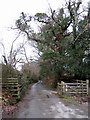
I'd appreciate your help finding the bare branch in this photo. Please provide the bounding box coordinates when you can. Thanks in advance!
[24,31,43,43]
[73,24,88,45]
[2,55,8,65]
[0,42,6,56]
[23,46,29,63]
[9,31,21,63]
[34,17,49,24]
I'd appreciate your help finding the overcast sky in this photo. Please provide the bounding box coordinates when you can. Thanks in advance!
[0,0,89,67]
[0,0,64,61]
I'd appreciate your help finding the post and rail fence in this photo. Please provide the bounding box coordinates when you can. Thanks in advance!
[57,80,89,96]
[0,78,22,99]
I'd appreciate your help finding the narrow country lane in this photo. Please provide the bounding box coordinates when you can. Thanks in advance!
[3,82,88,119]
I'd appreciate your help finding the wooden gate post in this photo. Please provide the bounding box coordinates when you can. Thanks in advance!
[86,79,89,95]
[81,81,83,96]
[57,83,60,95]
[61,81,65,95]
[61,81,63,95]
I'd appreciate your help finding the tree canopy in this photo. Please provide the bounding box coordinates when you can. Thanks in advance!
[15,0,90,87]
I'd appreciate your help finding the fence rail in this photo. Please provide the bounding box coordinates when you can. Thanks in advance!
[57,80,89,96]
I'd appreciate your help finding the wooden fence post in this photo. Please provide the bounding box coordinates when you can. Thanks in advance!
[57,83,60,95]
[81,81,83,96]
[86,79,89,95]
[17,88,20,99]
[61,81,64,95]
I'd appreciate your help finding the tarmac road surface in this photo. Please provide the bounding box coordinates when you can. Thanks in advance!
[4,82,89,119]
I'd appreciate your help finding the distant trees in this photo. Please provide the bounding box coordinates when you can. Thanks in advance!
[21,62,40,82]
[15,0,90,87]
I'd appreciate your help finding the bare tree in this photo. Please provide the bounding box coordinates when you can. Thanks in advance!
[0,33,31,69]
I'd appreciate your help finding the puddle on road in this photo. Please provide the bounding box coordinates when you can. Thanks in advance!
[37,92,42,96]
[24,111,29,117]
[50,101,88,118]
